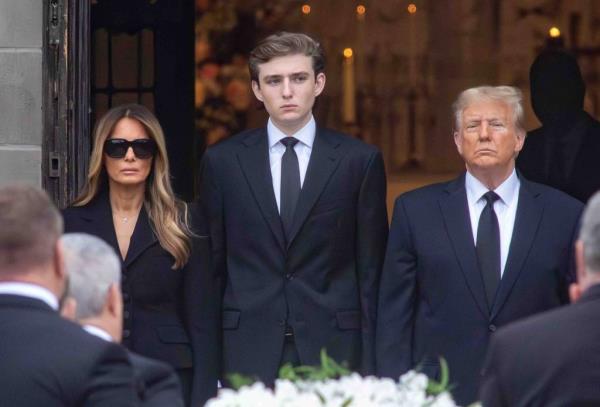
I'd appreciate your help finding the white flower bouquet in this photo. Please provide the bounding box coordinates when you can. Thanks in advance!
[206,351,461,407]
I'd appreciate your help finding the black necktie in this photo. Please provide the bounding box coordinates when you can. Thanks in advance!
[280,137,300,240]
[476,191,501,310]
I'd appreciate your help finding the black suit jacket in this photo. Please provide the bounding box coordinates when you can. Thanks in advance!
[0,294,137,406]
[129,352,184,407]
[480,284,600,406]
[200,127,388,382]
[376,173,583,405]
[63,194,219,406]
[517,111,600,202]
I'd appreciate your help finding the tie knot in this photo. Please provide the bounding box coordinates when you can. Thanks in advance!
[281,137,299,149]
[482,191,500,206]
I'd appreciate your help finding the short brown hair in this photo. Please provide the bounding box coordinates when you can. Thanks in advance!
[0,184,63,273]
[248,31,326,83]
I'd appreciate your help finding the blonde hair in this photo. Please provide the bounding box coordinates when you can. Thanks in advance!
[73,104,191,269]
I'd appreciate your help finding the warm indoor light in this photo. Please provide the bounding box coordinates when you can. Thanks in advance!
[301,4,311,15]
[407,3,417,14]
[356,5,366,15]
[343,48,354,58]
[549,26,561,38]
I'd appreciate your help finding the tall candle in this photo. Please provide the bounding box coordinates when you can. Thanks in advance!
[342,48,356,124]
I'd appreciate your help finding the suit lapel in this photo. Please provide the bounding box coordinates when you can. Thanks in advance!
[78,192,121,256]
[124,207,158,267]
[236,129,286,252]
[439,174,489,319]
[491,178,543,319]
[286,128,342,249]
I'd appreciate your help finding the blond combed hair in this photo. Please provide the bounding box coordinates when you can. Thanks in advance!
[73,104,192,269]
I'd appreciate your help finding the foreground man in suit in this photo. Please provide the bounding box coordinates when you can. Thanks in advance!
[60,233,184,407]
[376,86,583,405]
[517,49,600,202]
[0,185,138,406]
[200,32,388,383]
[480,192,600,406]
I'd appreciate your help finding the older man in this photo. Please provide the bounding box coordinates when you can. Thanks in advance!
[60,233,184,407]
[480,192,600,406]
[376,86,583,405]
[0,185,137,406]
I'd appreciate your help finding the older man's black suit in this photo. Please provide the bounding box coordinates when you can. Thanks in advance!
[200,127,388,383]
[128,352,183,407]
[480,283,600,406]
[0,294,137,406]
[376,173,582,405]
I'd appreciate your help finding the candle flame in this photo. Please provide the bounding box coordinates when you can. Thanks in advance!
[407,4,417,14]
[301,4,311,15]
[343,48,354,58]
[356,5,366,15]
[549,27,561,38]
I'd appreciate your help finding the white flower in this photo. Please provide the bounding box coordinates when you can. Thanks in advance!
[206,370,461,407]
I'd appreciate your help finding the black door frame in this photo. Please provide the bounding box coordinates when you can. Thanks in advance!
[43,0,91,208]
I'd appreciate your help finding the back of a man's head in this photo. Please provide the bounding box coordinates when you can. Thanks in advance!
[0,185,62,276]
[61,233,121,320]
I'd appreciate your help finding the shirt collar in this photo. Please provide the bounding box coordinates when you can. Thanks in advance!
[0,282,59,310]
[465,169,520,207]
[83,324,115,342]
[267,116,316,149]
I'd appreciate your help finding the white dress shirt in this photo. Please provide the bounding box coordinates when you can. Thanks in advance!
[466,169,520,277]
[0,281,59,310]
[268,116,315,212]
[83,324,115,342]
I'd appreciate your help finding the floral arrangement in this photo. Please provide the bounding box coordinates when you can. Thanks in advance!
[206,351,460,407]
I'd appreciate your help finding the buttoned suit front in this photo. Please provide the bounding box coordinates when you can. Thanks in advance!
[200,127,388,383]
[376,173,583,405]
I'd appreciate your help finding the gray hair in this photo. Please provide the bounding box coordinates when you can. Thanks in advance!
[0,184,63,273]
[452,86,526,135]
[61,233,121,319]
[580,192,600,273]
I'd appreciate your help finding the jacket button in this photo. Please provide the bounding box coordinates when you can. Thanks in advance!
[488,324,497,332]
[123,329,131,338]
[285,273,294,280]
[278,319,286,326]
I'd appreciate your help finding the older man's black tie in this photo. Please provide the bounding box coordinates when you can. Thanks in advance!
[477,191,501,311]
[280,137,300,241]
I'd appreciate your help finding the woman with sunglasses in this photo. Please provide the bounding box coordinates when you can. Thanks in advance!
[62,104,218,406]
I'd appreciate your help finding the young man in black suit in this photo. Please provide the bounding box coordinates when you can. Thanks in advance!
[60,233,184,407]
[200,32,388,384]
[480,192,600,406]
[0,185,138,406]
[377,86,583,405]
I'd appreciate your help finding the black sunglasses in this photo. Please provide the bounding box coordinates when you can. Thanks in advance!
[104,138,157,159]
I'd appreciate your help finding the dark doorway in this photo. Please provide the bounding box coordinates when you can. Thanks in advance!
[91,0,196,201]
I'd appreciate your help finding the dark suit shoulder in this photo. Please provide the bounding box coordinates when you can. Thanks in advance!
[319,127,380,155]
[128,351,183,407]
[523,177,585,209]
[205,128,261,154]
[393,178,455,205]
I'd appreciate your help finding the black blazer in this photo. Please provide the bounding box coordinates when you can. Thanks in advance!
[376,173,583,405]
[0,294,137,406]
[517,111,600,202]
[129,351,184,407]
[63,194,219,406]
[200,127,388,382]
[480,284,600,406]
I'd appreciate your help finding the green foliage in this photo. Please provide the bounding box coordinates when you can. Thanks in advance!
[278,349,351,382]
[425,357,452,396]
[226,373,255,390]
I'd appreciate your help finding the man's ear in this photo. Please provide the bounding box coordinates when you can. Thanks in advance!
[314,72,326,97]
[106,283,123,318]
[251,80,264,102]
[60,297,77,320]
[453,131,463,154]
[53,240,68,296]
